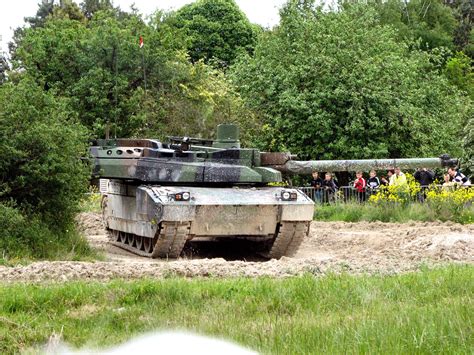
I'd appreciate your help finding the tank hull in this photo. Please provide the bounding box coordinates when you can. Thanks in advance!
[103,180,314,258]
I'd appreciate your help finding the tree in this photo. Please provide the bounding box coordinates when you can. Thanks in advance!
[11,9,256,140]
[80,0,114,19]
[24,0,55,28]
[51,0,86,22]
[231,1,471,163]
[449,0,474,57]
[361,0,458,50]
[444,51,474,99]
[170,0,258,67]
[0,55,8,84]
[463,113,474,172]
[0,77,89,225]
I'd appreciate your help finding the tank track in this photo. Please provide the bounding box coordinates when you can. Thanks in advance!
[109,221,191,258]
[267,221,310,259]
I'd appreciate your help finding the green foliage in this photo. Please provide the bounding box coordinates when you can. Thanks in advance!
[170,0,258,67]
[231,2,470,160]
[315,197,474,224]
[464,114,474,171]
[0,267,472,353]
[12,9,255,139]
[444,51,474,99]
[0,203,95,260]
[79,189,102,213]
[0,77,92,258]
[80,0,115,19]
[24,0,55,28]
[0,55,8,84]
[361,0,458,50]
[450,0,474,57]
[50,0,86,22]
[0,77,89,223]
[442,52,473,171]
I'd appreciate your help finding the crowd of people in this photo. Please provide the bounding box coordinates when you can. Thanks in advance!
[309,167,472,204]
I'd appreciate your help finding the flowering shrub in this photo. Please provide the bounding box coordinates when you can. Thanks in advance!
[426,186,474,224]
[369,173,420,205]
[368,174,473,223]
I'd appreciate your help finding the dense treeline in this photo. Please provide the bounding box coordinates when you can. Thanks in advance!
[231,1,471,161]
[0,0,472,258]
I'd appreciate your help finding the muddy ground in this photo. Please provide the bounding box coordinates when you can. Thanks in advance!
[0,212,472,281]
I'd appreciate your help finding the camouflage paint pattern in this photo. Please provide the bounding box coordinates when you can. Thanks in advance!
[92,124,458,258]
[91,136,456,184]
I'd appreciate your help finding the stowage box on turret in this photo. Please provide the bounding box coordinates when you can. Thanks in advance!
[90,124,457,258]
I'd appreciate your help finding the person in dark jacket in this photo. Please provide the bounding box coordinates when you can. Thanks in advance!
[321,173,337,204]
[414,168,435,202]
[367,170,380,197]
[414,168,435,187]
[310,171,323,203]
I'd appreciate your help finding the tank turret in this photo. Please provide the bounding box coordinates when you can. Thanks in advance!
[90,124,457,260]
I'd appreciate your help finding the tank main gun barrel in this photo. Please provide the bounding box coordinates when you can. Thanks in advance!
[261,153,458,174]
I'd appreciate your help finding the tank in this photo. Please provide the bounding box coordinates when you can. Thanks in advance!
[90,124,457,259]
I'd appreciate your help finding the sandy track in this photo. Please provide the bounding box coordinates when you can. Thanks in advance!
[0,213,472,282]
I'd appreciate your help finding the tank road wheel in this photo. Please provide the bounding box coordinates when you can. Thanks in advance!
[120,231,127,244]
[110,230,120,242]
[135,235,143,251]
[267,221,310,259]
[151,221,191,259]
[143,237,153,254]
[127,233,134,247]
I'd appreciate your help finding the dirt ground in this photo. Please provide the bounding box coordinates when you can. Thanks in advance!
[0,212,472,281]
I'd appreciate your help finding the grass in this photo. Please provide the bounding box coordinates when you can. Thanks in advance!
[79,192,102,213]
[0,265,472,354]
[0,193,104,265]
[315,202,474,224]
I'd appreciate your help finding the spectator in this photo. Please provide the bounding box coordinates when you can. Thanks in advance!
[389,167,407,186]
[383,169,394,186]
[414,168,435,187]
[321,172,337,204]
[414,168,435,202]
[353,171,366,203]
[367,170,381,190]
[448,167,471,187]
[442,173,455,190]
[310,171,323,203]
[380,175,389,186]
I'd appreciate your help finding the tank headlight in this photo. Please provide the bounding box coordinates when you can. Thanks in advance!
[173,192,191,201]
[281,190,297,201]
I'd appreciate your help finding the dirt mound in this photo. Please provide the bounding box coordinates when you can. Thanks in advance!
[1,215,472,282]
[76,212,105,236]
[301,221,474,271]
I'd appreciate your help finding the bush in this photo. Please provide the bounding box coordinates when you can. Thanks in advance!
[0,77,92,259]
[315,188,474,224]
[426,187,474,224]
[0,203,95,260]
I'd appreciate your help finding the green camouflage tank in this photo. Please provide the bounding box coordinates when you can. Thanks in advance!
[90,124,457,259]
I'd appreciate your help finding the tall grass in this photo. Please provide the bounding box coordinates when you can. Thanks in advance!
[0,203,100,264]
[0,266,472,354]
[315,202,474,224]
